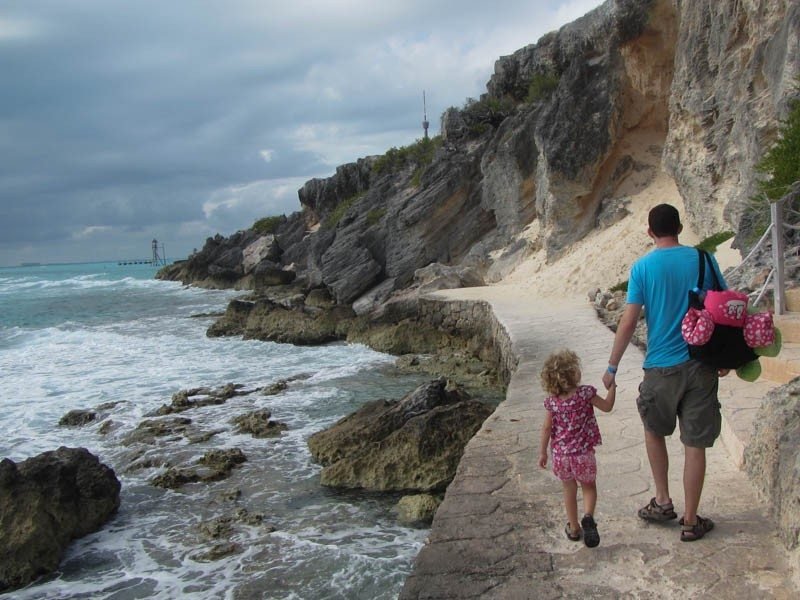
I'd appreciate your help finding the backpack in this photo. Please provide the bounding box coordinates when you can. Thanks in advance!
[684,249,758,369]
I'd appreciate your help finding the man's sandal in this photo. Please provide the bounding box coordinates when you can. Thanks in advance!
[679,516,714,542]
[564,523,581,542]
[638,497,678,522]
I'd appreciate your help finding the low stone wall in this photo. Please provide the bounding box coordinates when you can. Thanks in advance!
[418,296,517,387]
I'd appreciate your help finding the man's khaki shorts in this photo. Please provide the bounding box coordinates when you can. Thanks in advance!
[636,360,721,448]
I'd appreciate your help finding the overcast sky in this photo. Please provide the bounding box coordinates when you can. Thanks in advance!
[0,0,603,266]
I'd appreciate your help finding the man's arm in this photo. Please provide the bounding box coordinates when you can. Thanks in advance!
[602,302,643,389]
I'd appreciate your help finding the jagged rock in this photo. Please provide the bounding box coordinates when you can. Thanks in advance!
[413,263,485,294]
[242,235,280,275]
[198,509,273,541]
[121,416,194,446]
[744,380,800,552]
[207,297,355,345]
[0,447,121,593]
[151,448,247,489]
[252,261,296,288]
[58,409,97,427]
[149,383,252,416]
[305,287,335,308]
[396,494,441,525]
[98,419,116,435]
[261,380,288,396]
[156,230,262,289]
[307,378,493,492]
[231,409,288,438]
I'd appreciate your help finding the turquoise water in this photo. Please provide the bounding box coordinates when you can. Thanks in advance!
[0,262,430,599]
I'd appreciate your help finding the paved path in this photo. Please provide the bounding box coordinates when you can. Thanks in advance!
[401,287,797,599]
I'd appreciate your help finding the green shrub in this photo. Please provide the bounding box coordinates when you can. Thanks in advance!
[745,89,800,241]
[695,231,735,254]
[373,136,442,175]
[525,73,560,103]
[251,215,283,234]
[755,95,800,202]
[610,280,628,293]
[461,96,515,135]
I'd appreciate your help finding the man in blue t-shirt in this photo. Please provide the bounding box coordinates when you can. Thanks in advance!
[602,203,728,542]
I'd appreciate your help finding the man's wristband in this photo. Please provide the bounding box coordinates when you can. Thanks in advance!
[606,365,618,375]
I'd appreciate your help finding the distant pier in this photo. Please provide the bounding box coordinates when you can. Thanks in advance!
[117,259,159,266]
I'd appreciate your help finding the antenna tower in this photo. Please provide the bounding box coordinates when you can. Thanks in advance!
[422,90,430,140]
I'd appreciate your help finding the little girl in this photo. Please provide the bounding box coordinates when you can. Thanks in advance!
[538,349,616,547]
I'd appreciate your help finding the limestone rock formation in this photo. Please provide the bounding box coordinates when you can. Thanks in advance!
[307,378,493,492]
[744,379,800,554]
[0,447,121,593]
[158,1,798,325]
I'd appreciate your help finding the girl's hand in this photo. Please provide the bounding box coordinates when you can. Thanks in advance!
[538,453,548,469]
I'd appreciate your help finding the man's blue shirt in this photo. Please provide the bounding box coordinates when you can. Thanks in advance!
[627,245,727,368]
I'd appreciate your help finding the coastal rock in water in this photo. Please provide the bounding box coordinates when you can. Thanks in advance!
[231,409,288,438]
[307,378,493,492]
[121,416,194,445]
[207,297,355,345]
[150,383,253,416]
[0,447,121,593]
[58,409,97,427]
[151,448,247,489]
[396,494,442,525]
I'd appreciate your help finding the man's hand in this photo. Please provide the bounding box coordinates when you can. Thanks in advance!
[602,370,616,390]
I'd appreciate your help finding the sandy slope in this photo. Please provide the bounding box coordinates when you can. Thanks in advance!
[498,135,739,298]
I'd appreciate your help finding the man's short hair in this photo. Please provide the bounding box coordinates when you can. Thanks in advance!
[648,204,681,237]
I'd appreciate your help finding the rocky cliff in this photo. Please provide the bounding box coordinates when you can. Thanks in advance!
[158,0,799,313]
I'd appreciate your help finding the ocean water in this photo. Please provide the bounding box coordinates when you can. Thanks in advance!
[0,262,433,599]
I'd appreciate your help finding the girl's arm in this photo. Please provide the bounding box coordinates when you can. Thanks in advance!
[538,411,553,468]
[591,383,617,413]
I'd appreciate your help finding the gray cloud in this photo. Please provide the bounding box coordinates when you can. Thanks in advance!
[0,0,603,265]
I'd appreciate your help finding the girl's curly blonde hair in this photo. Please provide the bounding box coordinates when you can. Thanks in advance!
[540,349,581,396]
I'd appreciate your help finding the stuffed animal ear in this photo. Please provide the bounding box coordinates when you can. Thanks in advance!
[736,359,762,382]
[681,308,715,345]
[754,327,782,357]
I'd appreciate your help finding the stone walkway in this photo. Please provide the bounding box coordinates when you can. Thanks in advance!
[400,287,798,599]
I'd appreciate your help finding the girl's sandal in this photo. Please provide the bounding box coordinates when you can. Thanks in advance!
[564,524,581,542]
[679,515,714,542]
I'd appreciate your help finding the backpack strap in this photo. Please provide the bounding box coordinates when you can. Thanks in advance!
[696,248,705,290]
[697,248,722,292]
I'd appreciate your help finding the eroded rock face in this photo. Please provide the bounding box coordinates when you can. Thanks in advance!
[664,0,800,244]
[744,379,800,552]
[0,447,121,593]
[307,378,493,492]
